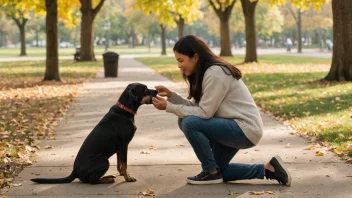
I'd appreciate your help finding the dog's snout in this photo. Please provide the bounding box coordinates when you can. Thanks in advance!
[146,89,158,97]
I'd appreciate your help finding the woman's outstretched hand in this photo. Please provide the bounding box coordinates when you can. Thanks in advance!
[152,96,167,110]
[155,85,172,98]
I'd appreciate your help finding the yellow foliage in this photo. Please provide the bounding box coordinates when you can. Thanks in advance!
[267,0,329,10]
[134,0,203,27]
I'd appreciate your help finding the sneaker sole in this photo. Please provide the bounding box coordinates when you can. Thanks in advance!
[274,155,292,186]
[186,178,223,185]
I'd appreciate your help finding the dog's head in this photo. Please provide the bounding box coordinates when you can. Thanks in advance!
[126,83,158,105]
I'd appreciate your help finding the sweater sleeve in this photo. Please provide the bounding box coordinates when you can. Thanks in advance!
[166,68,230,119]
[167,91,196,106]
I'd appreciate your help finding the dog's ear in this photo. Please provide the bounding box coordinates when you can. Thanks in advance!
[128,88,138,103]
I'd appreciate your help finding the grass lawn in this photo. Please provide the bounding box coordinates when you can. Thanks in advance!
[0,60,101,189]
[0,45,174,58]
[136,55,352,158]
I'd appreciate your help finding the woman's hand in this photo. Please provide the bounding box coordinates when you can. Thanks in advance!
[155,85,172,98]
[152,96,167,110]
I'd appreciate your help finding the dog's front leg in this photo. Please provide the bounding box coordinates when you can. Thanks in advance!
[116,152,123,176]
[119,145,136,182]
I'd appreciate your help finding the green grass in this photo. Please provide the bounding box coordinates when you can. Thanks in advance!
[0,45,174,58]
[0,60,102,90]
[136,55,352,157]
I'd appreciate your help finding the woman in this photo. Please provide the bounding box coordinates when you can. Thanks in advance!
[152,35,291,186]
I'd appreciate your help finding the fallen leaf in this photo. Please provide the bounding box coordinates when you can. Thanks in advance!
[264,190,275,194]
[178,168,183,171]
[48,136,56,140]
[250,191,265,195]
[140,188,156,196]
[229,191,237,195]
[315,151,324,156]
[12,183,22,187]
[149,146,157,150]
[176,144,185,147]
[44,145,54,149]
[304,145,316,150]
[285,143,292,148]
[255,149,260,151]
[140,151,150,154]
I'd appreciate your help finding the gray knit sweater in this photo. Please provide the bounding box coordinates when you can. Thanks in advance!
[166,65,263,145]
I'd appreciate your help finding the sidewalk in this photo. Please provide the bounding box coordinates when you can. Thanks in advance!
[4,58,351,197]
[0,48,331,62]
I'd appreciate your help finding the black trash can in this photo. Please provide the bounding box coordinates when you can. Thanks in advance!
[102,52,119,77]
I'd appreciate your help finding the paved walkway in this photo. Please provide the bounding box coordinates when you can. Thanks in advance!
[5,58,351,197]
[0,48,331,62]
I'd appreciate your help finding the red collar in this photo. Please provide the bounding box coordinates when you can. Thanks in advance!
[116,102,136,115]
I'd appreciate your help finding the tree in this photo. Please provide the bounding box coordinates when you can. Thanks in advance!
[207,0,237,56]
[79,0,106,61]
[44,0,60,81]
[27,16,45,47]
[241,0,258,62]
[272,0,351,81]
[324,0,352,81]
[0,0,36,55]
[135,0,203,50]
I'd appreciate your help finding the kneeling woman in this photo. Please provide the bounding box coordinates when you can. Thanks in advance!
[152,35,291,186]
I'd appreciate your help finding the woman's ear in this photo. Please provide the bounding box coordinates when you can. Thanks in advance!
[193,53,199,62]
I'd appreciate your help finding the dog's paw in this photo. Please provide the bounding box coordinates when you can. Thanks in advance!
[98,177,115,184]
[126,176,137,182]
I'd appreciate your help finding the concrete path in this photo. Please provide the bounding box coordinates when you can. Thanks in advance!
[0,48,331,62]
[4,58,351,198]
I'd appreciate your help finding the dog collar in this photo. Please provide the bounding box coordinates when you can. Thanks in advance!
[116,102,136,115]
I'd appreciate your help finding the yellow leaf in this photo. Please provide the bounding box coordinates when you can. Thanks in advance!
[176,144,185,147]
[315,151,324,156]
[304,145,316,150]
[140,188,156,196]
[250,191,265,195]
[265,190,275,194]
[229,191,237,195]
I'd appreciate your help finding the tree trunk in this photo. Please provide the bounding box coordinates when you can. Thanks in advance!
[160,24,167,55]
[297,9,302,53]
[35,31,39,47]
[324,0,352,81]
[79,0,106,61]
[176,17,185,40]
[43,0,60,81]
[80,10,96,60]
[13,18,28,56]
[219,19,232,56]
[208,0,236,56]
[241,0,258,62]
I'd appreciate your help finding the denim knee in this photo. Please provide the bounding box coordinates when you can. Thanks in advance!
[180,115,200,134]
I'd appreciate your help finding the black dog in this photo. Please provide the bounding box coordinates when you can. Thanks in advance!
[31,83,158,184]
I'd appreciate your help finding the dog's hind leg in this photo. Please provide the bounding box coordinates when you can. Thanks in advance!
[85,155,114,184]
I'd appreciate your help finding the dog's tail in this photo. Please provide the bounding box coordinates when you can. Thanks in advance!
[31,170,77,184]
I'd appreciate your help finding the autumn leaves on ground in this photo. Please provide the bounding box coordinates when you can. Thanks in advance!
[0,60,101,189]
[137,55,352,159]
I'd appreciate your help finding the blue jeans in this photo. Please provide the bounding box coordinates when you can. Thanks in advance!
[178,115,264,182]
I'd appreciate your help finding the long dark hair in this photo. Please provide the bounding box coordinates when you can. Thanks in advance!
[173,35,242,103]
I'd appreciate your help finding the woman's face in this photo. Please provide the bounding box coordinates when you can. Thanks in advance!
[174,51,198,76]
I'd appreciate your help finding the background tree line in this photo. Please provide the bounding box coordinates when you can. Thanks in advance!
[0,0,350,81]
